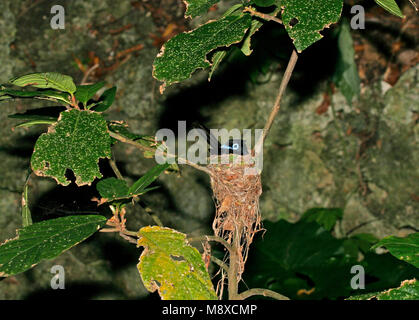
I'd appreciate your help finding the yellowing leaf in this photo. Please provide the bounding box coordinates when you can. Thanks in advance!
[137,226,218,300]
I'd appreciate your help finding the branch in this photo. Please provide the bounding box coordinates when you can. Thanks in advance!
[108,131,212,175]
[187,235,233,253]
[211,256,228,273]
[255,50,298,150]
[243,7,283,24]
[236,288,290,300]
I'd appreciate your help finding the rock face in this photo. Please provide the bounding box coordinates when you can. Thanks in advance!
[0,0,417,299]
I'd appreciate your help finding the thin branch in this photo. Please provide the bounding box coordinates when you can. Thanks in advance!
[211,256,228,273]
[188,235,233,253]
[243,7,283,24]
[228,227,241,300]
[255,50,298,150]
[236,288,290,300]
[108,158,124,180]
[81,63,99,85]
[109,131,212,175]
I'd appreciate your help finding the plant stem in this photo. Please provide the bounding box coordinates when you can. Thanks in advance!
[243,7,283,24]
[108,131,212,175]
[211,256,228,273]
[188,235,233,253]
[236,288,290,300]
[109,158,124,180]
[255,50,299,151]
[228,227,241,300]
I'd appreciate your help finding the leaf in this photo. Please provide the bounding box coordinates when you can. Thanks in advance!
[372,232,419,268]
[244,219,356,299]
[183,0,220,18]
[8,106,65,122]
[348,279,419,300]
[128,163,170,195]
[0,215,107,277]
[21,184,32,227]
[15,119,57,128]
[153,14,252,90]
[96,177,130,202]
[10,72,77,95]
[74,81,105,106]
[31,109,112,186]
[91,87,117,112]
[208,50,227,80]
[281,0,344,52]
[252,0,277,7]
[375,0,404,18]
[137,226,218,300]
[0,88,71,105]
[241,19,264,56]
[300,208,343,231]
[332,20,360,104]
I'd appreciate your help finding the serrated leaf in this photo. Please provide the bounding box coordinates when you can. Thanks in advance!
[375,0,404,18]
[184,0,220,18]
[0,215,107,277]
[128,163,170,195]
[137,226,218,300]
[74,81,105,106]
[10,72,77,94]
[0,88,71,105]
[348,279,419,300]
[282,0,343,52]
[31,109,112,186]
[153,14,252,90]
[333,20,360,104]
[301,208,343,231]
[91,87,117,112]
[372,232,419,268]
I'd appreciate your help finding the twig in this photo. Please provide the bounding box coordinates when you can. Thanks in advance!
[211,256,229,273]
[236,288,290,300]
[227,226,241,300]
[243,7,283,24]
[255,50,298,150]
[187,235,233,253]
[109,158,124,180]
[81,64,99,85]
[109,131,212,175]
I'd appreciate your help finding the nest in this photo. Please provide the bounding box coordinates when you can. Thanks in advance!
[208,155,263,281]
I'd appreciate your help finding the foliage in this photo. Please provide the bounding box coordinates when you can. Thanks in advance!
[137,226,218,300]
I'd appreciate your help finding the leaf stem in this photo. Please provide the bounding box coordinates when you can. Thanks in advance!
[108,131,212,175]
[243,7,283,24]
[236,288,290,300]
[187,235,233,253]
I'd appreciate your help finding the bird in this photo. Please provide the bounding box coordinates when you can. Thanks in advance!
[192,122,249,156]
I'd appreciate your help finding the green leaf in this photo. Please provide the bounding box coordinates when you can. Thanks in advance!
[10,72,77,95]
[333,20,360,104]
[96,177,130,202]
[375,0,404,18]
[372,232,419,268]
[128,163,170,195]
[252,0,277,7]
[0,215,107,277]
[15,119,57,128]
[21,184,32,227]
[241,19,264,56]
[153,14,252,90]
[74,81,105,106]
[348,279,419,300]
[208,50,227,80]
[8,106,65,122]
[282,0,344,52]
[301,208,343,231]
[137,226,218,300]
[91,87,117,112]
[31,109,112,186]
[0,88,71,105]
[184,0,220,18]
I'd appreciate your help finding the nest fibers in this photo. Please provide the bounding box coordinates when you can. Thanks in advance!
[208,154,263,282]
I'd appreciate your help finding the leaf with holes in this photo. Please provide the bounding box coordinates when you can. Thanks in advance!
[348,279,419,300]
[372,232,419,268]
[10,72,77,94]
[0,215,107,277]
[281,0,343,52]
[137,226,218,300]
[183,0,220,18]
[153,14,251,91]
[31,109,112,186]
[375,0,404,18]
